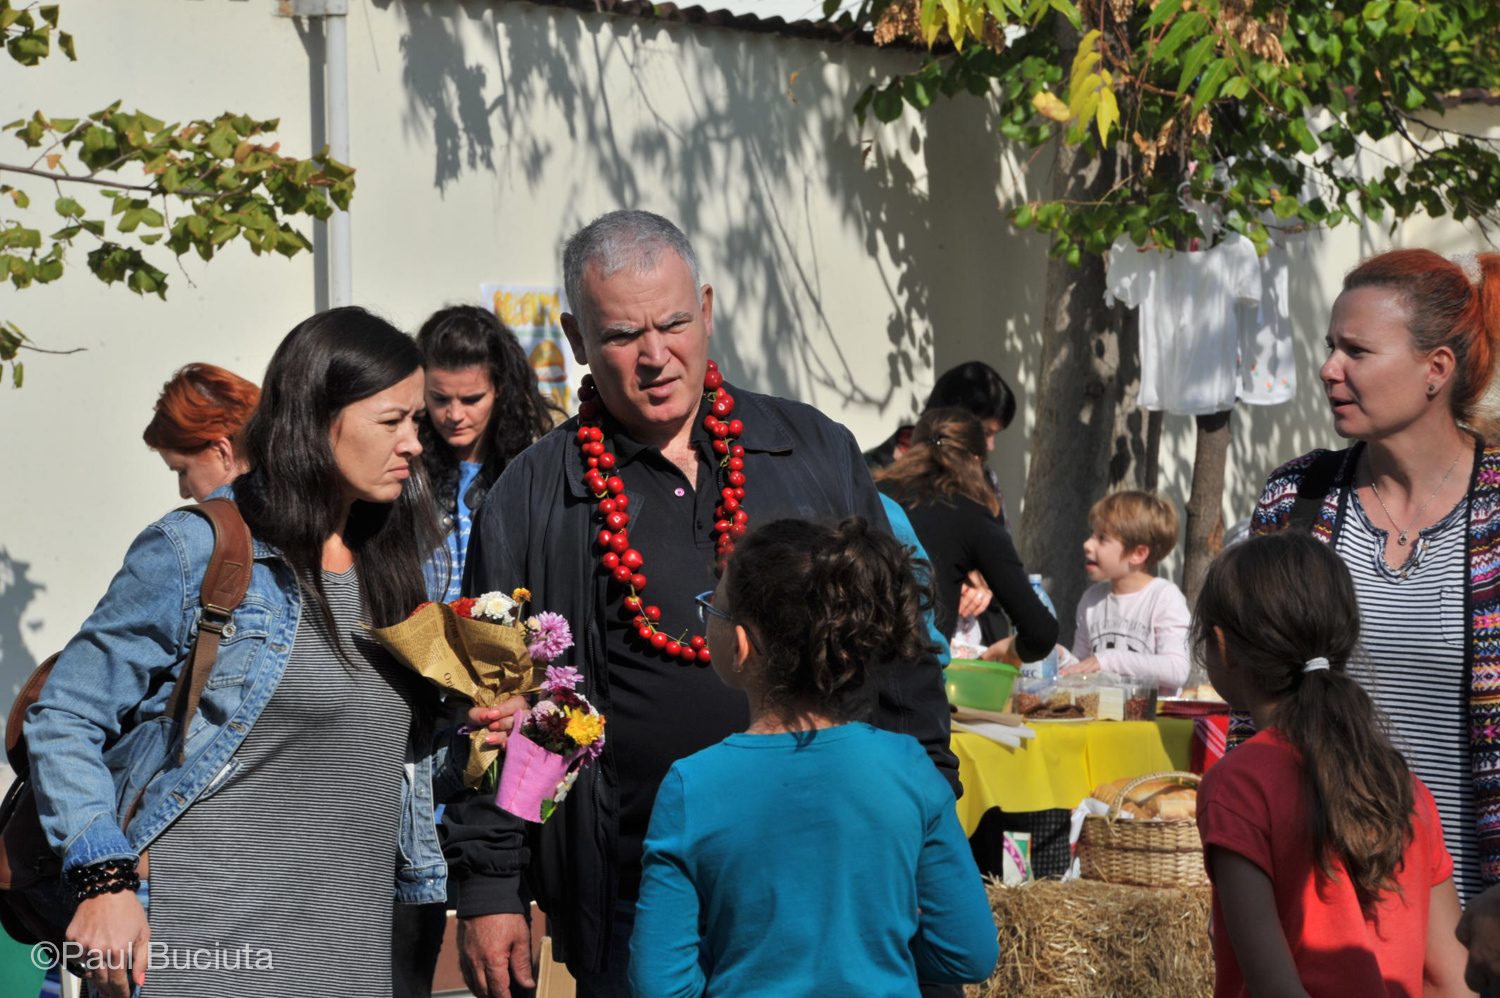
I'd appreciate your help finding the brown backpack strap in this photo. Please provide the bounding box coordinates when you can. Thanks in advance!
[6,502,251,777]
[162,498,253,762]
[5,655,58,779]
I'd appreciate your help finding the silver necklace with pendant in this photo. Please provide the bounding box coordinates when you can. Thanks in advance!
[1366,450,1463,547]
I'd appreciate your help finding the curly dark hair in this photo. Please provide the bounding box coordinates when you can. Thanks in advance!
[416,304,561,492]
[725,516,935,727]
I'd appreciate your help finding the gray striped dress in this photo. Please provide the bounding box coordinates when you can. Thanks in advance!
[143,568,417,997]
[1335,492,1481,902]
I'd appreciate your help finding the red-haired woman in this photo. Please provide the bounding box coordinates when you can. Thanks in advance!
[1250,249,1500,905]
[142,362,260,501]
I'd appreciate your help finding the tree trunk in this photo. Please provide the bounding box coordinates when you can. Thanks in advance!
[1182,409,1232,606]
[1017,36,1149,643]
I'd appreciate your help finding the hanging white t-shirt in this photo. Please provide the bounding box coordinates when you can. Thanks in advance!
[1105,234,1262,416]
[1236,239,1296,406]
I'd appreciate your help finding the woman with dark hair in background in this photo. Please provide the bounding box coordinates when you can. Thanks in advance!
[875,407,1055,659]
[142,362,259,502]
[417,305,560,600]
[27,307,520,998]
[866,360,1016,511]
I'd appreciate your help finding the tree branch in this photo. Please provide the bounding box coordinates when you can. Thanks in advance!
[0,161,156,192]
[18,341,84,356]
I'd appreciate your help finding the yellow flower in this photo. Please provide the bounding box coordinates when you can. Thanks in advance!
[564,709,604,748]
[512,587,532,603]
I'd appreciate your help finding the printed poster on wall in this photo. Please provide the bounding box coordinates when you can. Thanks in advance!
[481,283,581,415]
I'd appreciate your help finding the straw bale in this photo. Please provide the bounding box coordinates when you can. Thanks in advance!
[967,878,1212,998]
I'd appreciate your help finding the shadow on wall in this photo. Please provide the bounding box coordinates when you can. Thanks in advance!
[0,550,43,743]
[370,0,1032,426]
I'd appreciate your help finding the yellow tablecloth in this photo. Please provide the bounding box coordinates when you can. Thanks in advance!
[1154,716,1195,772]
[953,720,1174,836]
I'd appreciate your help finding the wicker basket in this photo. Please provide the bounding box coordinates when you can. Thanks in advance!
[1078,770,1207,888]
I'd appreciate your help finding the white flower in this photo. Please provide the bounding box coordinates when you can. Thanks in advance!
[471,591,518,623]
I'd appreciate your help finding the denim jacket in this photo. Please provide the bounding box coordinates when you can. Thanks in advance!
[25,494,467,904]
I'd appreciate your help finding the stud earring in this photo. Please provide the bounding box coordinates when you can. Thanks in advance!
[1427,383,1438,397]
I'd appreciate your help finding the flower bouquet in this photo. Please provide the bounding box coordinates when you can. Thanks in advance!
[496,665,607,822]
[372,588,575,789]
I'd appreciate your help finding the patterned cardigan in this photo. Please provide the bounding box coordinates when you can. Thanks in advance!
[1248,437,1500,885]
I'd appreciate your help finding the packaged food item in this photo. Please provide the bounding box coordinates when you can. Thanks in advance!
[1017,677,1104,719]
[1011,679,1047,717]
[1056,676,1100,719]
[1123,684,1158,721]
[1094,684,1125,721]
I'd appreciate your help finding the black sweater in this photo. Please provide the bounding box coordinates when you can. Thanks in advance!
[887,491,1058,661]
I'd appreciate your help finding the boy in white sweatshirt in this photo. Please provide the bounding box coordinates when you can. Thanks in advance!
[1057,490,1190,694]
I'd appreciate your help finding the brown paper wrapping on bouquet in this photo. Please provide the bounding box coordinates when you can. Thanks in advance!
[372,602,543,788]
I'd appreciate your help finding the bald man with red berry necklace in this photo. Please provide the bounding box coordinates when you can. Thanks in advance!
[440,210,959,998]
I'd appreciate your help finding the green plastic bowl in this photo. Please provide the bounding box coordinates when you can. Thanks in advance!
[944,659,1020,712]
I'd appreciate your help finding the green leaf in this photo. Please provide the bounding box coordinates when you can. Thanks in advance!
[1155,11,1204,63]
[54,196,83,218]
[1288,117,1319,154]
[1143,0,1178,34]
[1190,58,1231,115]
[1048,0,1080,31]
[1221,76,1250,101]
[872,86,904,122]
[1177,35,1217,93]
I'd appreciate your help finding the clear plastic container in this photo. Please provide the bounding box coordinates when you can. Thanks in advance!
[1123,683,1158,721]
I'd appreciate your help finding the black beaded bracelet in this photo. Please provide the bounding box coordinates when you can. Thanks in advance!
[65,859,140,904]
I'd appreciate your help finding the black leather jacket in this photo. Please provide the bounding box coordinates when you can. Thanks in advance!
[441,385,959,975]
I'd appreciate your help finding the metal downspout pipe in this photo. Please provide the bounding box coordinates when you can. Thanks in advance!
[280,0,352,307]
[325,8,352,307]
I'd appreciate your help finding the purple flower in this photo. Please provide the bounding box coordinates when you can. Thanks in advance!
[543,664,583,692]
[528,613,575,665]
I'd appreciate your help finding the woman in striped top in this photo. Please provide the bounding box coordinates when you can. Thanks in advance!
[1250,248,1500,905]
[29,309,524,998]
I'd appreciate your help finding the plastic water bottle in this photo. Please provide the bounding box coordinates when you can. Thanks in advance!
[1020,574,1058,683]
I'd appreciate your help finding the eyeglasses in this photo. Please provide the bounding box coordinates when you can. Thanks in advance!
[694,590,733,627]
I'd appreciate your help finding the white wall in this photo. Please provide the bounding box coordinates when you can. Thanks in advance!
[0,0,1024,707]
[1,0,1495,717]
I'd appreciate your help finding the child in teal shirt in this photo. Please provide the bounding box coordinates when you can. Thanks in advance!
[629,517,998,997]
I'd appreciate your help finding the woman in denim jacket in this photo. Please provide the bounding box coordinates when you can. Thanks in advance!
[26,308,522,998]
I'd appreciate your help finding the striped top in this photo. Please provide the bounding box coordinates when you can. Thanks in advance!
[1336,491,1481,901]
[144,568,415,997]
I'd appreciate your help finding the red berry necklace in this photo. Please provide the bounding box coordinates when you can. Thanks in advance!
[574,360,748,663]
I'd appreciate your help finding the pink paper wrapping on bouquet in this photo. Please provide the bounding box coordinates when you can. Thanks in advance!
[496,730,578,822]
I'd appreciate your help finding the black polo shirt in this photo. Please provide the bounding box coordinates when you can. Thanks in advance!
[600,402,749,900]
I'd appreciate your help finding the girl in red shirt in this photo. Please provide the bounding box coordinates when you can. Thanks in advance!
[1194,531,1471,997]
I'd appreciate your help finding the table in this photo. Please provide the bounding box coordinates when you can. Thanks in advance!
[952,720,1174,837]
